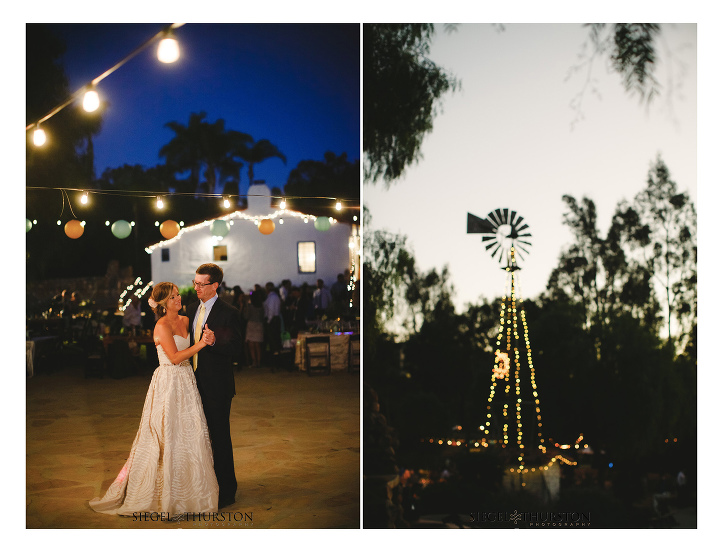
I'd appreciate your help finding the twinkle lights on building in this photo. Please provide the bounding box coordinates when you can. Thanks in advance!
[144,207,330,254]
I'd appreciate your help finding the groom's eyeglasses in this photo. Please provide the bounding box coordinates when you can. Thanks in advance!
[192,280,216,288]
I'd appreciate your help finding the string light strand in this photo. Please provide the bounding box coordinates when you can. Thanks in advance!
[26,24,185,131]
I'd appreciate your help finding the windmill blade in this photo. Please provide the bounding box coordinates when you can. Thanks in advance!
[486,210,502,228]
[467,213,496,234]
[468,208,532,264]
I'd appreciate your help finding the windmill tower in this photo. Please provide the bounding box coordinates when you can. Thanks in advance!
[467,209,550,487]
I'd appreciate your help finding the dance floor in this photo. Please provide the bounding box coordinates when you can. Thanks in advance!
[26,364,360,529]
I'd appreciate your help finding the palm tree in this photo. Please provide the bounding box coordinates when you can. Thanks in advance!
[160,112,252,195]
[239,139,287,190]
[159,111,207,194]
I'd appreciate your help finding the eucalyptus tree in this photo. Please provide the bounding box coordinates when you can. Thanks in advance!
[547,195,661,335]
[363,23,459,184]
[626,156,696,348]
[365,23,677,187]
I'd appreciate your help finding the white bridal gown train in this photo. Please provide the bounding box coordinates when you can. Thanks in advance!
[89,334,219,517]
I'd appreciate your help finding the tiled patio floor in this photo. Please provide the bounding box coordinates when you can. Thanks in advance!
[26,364,360,529]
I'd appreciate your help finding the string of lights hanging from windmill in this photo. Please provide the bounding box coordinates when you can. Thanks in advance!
[467,208,565,487]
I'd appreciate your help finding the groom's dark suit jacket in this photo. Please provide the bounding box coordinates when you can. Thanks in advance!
[186,296,242,503]
[186,297,242,401]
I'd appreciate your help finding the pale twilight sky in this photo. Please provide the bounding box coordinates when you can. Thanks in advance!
[364,23,697,309]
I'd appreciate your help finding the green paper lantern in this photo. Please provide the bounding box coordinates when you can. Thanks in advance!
[112,220,132,239]
[26,219,32,232]
[314,216,330,231]
[211,220,230,237]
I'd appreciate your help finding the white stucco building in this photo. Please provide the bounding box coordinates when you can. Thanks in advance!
[146,184,359,291]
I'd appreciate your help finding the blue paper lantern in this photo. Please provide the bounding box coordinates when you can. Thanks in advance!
[112,220,132,239]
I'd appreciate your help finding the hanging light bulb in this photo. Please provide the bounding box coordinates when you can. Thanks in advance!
[157,34,180,64]
[156,196,164,209]
[80,191,89,205]
[223,197,231,209]
[280,198,286,209]
[335,200,342,211]
[33,126,47,146]
[83,89,100,112]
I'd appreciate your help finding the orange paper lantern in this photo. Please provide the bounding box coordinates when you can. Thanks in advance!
[258,218,275,235]
[64,219,84,239]
[160,220,180,239]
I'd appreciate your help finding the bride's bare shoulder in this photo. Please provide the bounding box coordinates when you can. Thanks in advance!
[154,317,171,344]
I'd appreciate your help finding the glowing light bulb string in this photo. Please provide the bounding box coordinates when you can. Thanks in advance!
[26,23,185,131]
[27,186,358,207]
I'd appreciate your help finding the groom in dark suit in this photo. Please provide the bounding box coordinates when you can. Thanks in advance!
[187,263,242,508]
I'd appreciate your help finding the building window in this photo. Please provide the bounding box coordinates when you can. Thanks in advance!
[213,245,228,261]
[161,248,170,262]
[298,241,316,273]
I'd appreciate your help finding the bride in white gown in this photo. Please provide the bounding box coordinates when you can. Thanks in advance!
[89,282,219,517]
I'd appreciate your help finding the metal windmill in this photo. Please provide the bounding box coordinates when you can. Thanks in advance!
[467,208,550,485]
[467,208,532,270]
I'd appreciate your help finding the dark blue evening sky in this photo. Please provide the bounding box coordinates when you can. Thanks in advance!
[44,23,360,195]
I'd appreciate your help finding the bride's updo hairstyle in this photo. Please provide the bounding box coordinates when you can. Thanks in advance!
[149,282,176,318]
